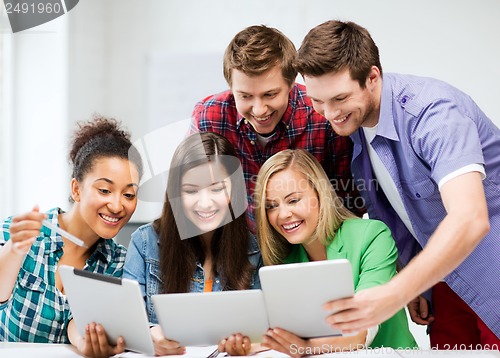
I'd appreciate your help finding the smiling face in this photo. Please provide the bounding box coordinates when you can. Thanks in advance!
[181,162,232,237]
[304,67,381,137]
[72,157,140,240]
[231,65,293,135]
[265,168,320,246]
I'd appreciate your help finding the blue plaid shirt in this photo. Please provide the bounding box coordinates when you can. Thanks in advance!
[0,207,127,343]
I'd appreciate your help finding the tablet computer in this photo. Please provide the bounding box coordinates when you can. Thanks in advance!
[58,265,155,356]
[152,290,269,346]
[259,259,354,339]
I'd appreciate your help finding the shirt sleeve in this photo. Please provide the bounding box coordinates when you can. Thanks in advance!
[355,220,398,292]
[190,99,213,134]
[412,100,485,185]
[1,216,13,246]
[122,229,148,302]
[438,163,485,190]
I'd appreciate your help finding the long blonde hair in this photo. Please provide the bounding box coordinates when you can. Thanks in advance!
[254,149,355,265]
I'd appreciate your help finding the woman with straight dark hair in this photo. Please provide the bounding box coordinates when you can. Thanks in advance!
[123,132,261,356]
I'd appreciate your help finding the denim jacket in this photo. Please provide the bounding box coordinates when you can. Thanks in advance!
[122,223,262,324]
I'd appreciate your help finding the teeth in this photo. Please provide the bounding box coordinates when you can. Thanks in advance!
[253,115,270,121]
[333,115,348,124]
[101,214,119,222]
[283,222,301,230]
[196,211,217,218]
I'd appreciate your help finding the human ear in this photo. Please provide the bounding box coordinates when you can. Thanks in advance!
[367,66,381,86]
[71,178,81,203]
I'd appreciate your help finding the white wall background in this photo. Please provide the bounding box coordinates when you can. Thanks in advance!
[2,0,500,346]
[1,6,68,220]
[3,0,499,220]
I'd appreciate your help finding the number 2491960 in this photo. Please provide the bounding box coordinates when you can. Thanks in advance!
[433,343,499,350]
[5,2,62,14]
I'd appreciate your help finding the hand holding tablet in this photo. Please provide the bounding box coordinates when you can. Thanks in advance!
[152,259,354,345]
[58,265,155,356]
[59,259,353,350]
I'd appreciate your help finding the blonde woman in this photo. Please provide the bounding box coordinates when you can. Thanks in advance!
[254,149,416,356]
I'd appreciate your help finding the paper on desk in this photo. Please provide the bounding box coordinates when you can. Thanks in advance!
[117,346,500,358]
[118,345,218,357]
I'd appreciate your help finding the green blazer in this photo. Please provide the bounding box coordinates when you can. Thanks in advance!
[284,218,418,349]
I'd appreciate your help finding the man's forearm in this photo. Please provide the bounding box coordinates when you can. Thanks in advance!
[388,210,489,303]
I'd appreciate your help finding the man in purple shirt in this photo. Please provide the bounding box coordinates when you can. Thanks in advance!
[296,20,500,348]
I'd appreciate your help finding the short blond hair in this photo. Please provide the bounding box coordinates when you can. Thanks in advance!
[254,149,355,266]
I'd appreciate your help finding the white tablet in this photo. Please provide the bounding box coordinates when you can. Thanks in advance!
[58,265,155,356]
[259,259,354,339]
[152,290,269,346]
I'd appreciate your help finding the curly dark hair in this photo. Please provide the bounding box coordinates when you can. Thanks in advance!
[69,114,143,201]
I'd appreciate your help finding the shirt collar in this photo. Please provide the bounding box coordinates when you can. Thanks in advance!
[236,112,246,129]
[42,207,64,255]
[282,84,306,130]
[40,207,114,265]
[43,233,63,255]
[89,238,116,265]
[247,235,260,255]
[325,231,347,261]
[376,76,400,142]
[284,224,348,263]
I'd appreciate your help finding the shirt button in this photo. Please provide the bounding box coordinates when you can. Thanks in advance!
[250,140,255,145]
[415,193,421,198]
[401,95,409,104]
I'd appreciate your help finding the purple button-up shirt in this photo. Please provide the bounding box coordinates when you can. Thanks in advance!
[350,73,500,337]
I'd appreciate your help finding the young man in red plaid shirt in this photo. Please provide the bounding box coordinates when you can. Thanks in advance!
[190,25,364,233]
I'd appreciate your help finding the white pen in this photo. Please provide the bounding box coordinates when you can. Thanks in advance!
[42,219,88,248]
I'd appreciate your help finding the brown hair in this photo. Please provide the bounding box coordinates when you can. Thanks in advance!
[155,132,254,293]
[254,149,355,266]
[296,20,382,88]
[223,25,297,87]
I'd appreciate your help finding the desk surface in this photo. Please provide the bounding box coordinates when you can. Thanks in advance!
[0,343,499,357]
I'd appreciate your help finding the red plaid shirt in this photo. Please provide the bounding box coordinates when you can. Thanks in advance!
[191,83,365,231]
